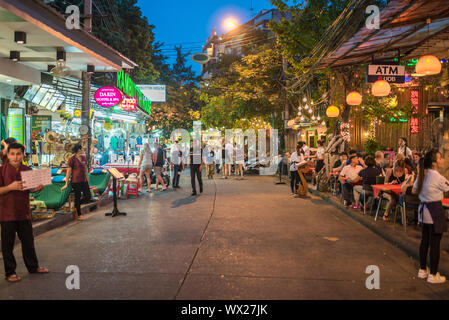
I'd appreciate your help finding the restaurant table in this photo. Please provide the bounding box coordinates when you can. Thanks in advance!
[443,199,449,208]
[372,184,403,199]
[94,164,139,176]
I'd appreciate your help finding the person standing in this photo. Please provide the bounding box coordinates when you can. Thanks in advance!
[234,142,244,180]
[290,144,304,196]
[221,144,227,179]
[398,137,413,161]
[138,143,153,193]
[0,143,48,282]
[225,141,234,179]
[190,142,204,196]
[315,140,325,174]
[171,141,184,189]
[62,144,91,220]
[413,150,449,284]
[1,138,17,164]
[203,145,215,179]
[152,142,167,191]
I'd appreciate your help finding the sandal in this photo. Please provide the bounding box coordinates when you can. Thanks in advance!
[31,267,49,274]
[5,274,22,282]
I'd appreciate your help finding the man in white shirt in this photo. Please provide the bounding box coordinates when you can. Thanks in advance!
[171,141,183,188]
[340,155,363,207]
[302,143,310,158]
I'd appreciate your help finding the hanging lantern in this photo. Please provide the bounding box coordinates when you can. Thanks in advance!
[346,91,362,106]
[326,105,340,118]
[372,80,391,96]
[415,55,442,76]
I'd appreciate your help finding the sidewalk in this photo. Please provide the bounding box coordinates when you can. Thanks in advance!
[308,186,449,277]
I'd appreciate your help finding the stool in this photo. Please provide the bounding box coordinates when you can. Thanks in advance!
[125,180,139,198]
[107,178,121,198]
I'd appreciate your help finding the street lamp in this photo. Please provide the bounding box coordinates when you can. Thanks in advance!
[223,17,238,31]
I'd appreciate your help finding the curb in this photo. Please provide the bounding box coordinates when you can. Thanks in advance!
[309,187,449,276]
[1,197,113,251]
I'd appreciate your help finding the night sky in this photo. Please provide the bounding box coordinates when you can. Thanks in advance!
[136,0,277,75]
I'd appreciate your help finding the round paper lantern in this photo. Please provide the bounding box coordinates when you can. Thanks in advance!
[372,80,391,97]
[326,105,340,118]
[415,55,442,76]
[346,91,362,106]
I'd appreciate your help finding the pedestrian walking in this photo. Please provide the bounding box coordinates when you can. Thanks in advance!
[221,144,227,179]
[138,143,153,193]
[413,149,449,284]
[225,141,234,179]
[171,141,184,189]
[234,142,244,180]
[0,142,49,282]
[61,144,91,220]
[152,142,167,191]
[190,142,204,196]
[289,144,304,195]
[315,140,325,174]
[203,145,215,179]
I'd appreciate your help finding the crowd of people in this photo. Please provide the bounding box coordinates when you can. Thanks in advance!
[288,136,449,284]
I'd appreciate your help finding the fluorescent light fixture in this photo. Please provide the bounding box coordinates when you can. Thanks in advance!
[14,31,26,44]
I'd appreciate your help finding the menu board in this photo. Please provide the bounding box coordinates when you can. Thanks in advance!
[23,85,40,102]
[40,89,54,108]
[31,86,48,105]
[8,108,23,144]
[21,168,52,190]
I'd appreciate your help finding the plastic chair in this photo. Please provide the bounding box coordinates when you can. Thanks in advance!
[107,177,121,198]
[125,179,140,198]
[394,193,420,232]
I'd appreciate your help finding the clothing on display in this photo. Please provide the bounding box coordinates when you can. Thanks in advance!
[104,135,111,149]
[136,136,143,146]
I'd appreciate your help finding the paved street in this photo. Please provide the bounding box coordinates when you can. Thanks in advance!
[1,172,449,300]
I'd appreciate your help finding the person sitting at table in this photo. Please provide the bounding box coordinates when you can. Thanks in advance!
[345,150,366,168]
[382,160,412,221]
[374,151,386,175]
[412,151,421,169]
[332,153,348,173]
[352,156,381,210]
[412,149,449,284]
[340,155,363,207]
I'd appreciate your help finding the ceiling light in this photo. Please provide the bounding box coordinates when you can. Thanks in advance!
[14,31,26,44]
[10,51,20,61]
[57,49,66,62]
[6,79,11,83]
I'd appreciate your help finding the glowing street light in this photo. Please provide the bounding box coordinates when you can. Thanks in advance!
[223,17,238,31]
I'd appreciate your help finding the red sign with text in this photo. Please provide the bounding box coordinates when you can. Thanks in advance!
[410,89,419,134]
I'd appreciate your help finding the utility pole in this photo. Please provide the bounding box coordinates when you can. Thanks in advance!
[81,0,92,165]
[84,0,92,33]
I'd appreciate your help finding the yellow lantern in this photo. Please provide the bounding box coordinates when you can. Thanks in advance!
[372,80,391,97]
[346,91,362,106]
[326,105,340,118]
[415,55,442,76]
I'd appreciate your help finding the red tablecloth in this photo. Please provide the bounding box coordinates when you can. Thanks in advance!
[443,199,449,208]
[372,184,402,199]
[94,164,139,175]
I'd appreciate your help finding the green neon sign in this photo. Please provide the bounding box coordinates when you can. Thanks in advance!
[116,71,152,115]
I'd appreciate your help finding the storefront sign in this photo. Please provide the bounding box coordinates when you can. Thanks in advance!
[8,108,24,144]
[137,85,166,102]
[410,89,419,134]
[32,115,52,140]
[120,97,137,111]
[94,87,122,108]
[367,64,405,83]
[116,71,152,114]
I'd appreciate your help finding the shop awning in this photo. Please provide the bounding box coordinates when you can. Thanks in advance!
[0,0,137,81]
[320,0,449,68]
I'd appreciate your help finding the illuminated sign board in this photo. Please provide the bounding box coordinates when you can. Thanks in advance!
[137,85,166,103]
[94,87,122,108]
[120,97,137,111]
[116,71,152,115]
[367,63,405,83]
[8,108,24,144]
[410,89,419,134]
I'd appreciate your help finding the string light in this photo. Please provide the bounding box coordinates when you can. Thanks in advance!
[303,97,307,102]
[308,109,312,113]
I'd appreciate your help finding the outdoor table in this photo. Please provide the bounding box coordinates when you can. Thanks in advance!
[372,184,402,199]
[96,164,139,176]
[443,199,449,208]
